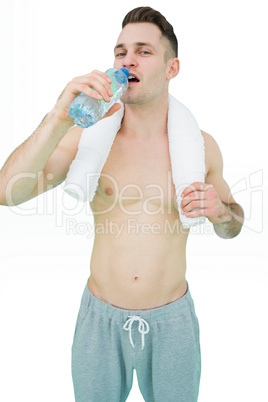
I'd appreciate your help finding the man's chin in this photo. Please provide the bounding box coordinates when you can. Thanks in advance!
[120,92,141,105]
[120,96,135,105]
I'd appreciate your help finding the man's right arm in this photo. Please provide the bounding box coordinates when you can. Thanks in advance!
[0,70,121,206]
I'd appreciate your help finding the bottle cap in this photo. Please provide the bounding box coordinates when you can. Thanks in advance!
[120,68,129,78]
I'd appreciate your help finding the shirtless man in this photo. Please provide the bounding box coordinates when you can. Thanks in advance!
[0,6,244,402]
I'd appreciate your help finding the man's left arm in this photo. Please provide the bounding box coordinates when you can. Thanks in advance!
[180,131,244,239]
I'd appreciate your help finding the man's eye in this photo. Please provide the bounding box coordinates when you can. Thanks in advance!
[140,51,150,55]
[116,53,126,57]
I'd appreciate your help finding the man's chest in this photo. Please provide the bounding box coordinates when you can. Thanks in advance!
[93,134,178,212]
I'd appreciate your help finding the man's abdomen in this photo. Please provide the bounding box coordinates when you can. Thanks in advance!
[88,219,189,309]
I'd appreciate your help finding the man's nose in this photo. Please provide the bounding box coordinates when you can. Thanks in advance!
[123,52,137,68]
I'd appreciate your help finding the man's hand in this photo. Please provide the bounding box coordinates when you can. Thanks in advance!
[53,70,121,124]
[180,182,232,224]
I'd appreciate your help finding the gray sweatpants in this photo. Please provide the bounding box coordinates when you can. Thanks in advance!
[71,279,201,402]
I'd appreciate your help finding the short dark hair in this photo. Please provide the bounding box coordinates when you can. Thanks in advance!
[122,6,178,60]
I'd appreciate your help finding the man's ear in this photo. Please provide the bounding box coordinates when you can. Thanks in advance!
[166,58,180,80]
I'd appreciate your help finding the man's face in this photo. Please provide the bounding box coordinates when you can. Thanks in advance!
[113,22,170,105]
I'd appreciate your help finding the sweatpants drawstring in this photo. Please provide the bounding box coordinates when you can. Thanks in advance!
[123,315,150,350]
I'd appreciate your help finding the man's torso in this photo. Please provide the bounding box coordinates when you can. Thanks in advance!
[87,128,207,309]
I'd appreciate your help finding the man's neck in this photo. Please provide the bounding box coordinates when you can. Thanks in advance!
[120,94,169,140]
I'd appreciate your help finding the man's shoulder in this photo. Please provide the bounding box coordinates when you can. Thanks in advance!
[201,130,222,154]
[201,130,223,177]
[201,129,215,144]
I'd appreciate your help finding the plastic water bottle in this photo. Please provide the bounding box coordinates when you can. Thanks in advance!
[69,68,129,128]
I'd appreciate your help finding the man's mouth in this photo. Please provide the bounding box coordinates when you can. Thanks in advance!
[128,74,140,85]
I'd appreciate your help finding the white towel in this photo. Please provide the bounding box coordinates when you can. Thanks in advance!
[64,94,206,228]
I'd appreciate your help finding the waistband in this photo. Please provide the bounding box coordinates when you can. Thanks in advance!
[79,278,196,324]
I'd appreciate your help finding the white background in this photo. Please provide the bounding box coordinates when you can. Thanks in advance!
[0,0,267,401]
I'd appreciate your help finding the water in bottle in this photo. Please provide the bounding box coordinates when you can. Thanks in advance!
[69,68,129,128]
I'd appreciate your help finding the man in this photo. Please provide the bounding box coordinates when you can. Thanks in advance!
[0,6,244,402]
